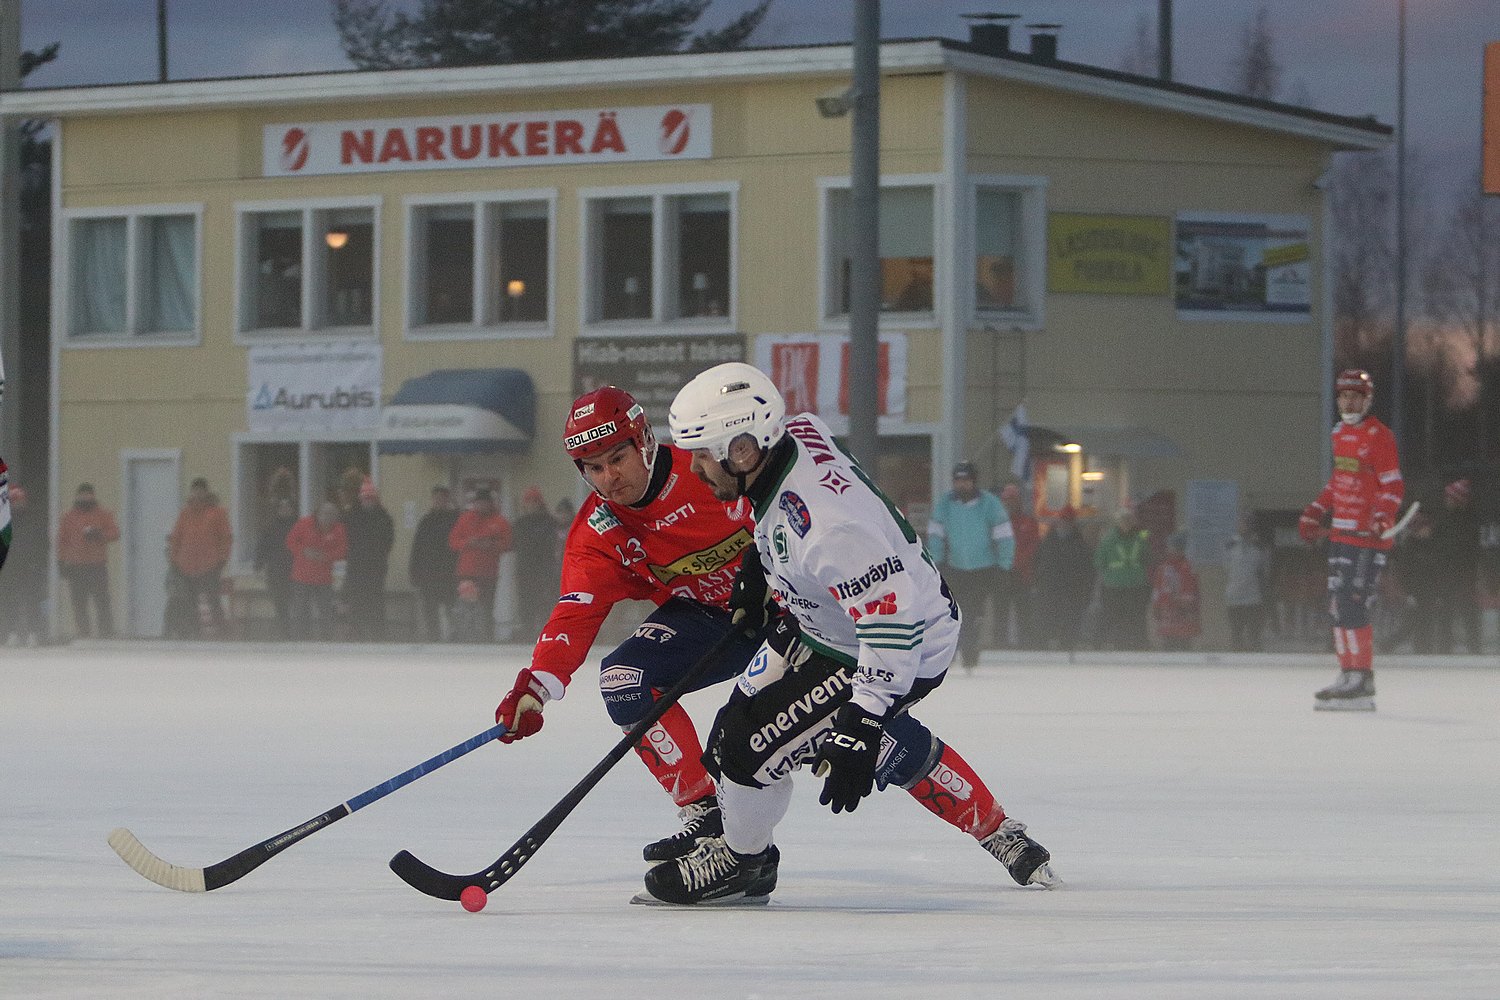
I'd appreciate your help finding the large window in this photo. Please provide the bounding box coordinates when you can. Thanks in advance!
[583,186,735,327]
[239,200,378,336]
[66,208,199,341]
[824,182,936,319]
[409,193,552,335]
[970,177,1047,325]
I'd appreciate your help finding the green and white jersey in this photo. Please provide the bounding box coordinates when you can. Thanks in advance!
[753,414,960,716]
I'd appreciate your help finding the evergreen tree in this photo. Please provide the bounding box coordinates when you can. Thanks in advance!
[1226,4,1281,101]
[331,0,772,70]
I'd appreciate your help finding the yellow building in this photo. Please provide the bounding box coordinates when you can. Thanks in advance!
[1,32,1387,639]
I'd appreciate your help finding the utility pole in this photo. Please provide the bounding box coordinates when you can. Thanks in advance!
[1,0,21,463]
[1157,0,1173,82]
[847,0,880,469]
[157,0,169,82]
[1391,0,1408,451]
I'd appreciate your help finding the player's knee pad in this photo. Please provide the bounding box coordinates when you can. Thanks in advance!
[598,661,653,726]
[874,711,941,791]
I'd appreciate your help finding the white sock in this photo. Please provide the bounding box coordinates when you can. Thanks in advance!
[719,777,793,856]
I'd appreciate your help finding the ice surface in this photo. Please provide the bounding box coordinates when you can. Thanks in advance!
[3,644,1498,999]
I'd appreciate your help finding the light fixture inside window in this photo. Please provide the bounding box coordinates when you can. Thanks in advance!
[325,230,349,250]
[1058,442,1082,453]
[506,279,526,299]
[1081,471,1105,481]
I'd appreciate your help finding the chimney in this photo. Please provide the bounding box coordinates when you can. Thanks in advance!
[963,13,1021,56]
[1027,23,1061,62]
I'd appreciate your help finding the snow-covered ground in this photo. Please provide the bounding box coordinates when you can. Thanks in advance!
[4,643,1498,999]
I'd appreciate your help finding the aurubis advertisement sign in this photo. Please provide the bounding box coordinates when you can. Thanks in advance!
[264,104,711,176]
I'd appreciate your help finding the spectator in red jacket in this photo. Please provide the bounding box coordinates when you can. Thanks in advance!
[57,482,120,638]
[286,500,348,640]
[1151,531,1201,651]
[166,478,233,638]
[448,488,511,641]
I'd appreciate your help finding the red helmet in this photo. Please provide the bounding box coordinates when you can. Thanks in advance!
[1335,368,1373,423]
[563,385,657,471]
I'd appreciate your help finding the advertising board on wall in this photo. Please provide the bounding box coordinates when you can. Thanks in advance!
[264,105,712,177]
[573,334,745,431]
[1047,212,1172,295]
[1175,213,1312,321]
[754,334,908,426]
[248,341,383,432]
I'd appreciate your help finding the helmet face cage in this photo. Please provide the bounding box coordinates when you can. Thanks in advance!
[564,386,657,480]
[1335,368,1374,420]
[668,363,786,462]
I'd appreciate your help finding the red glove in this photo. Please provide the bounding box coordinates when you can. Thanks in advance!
[1298,506,1324,544]
[495,668,550,743]
[1370,511,1393,539]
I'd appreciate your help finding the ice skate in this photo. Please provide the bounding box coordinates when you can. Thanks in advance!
[980,818,1061,888]
[633,837,773,906]
[642,793,724,862]
[1314,669,1375,712]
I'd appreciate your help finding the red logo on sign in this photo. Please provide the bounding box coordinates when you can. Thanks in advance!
[281,128,310,172]
[659,109,691,155]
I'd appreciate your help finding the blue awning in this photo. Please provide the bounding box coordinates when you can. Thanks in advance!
[378,368,535,455]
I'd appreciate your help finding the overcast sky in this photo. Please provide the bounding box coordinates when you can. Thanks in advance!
[18,0,1498,191]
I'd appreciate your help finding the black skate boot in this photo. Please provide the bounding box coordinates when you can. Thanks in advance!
[980,818,1061,888]
[642,793,723,862]
[634,837,773,906]
[1314,669,1375,711]
[747,844,779,898]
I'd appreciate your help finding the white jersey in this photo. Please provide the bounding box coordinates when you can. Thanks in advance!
[752,413,961,716]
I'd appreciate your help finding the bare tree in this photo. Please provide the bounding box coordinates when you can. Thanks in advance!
[1226,4,1281,101]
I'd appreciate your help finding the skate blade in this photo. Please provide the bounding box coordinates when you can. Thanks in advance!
[630,891,770,907]
[1025,863,1063,889]
[1314,697,1375,712]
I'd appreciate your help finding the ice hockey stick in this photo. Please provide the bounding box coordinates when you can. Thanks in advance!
[108,722,508,892]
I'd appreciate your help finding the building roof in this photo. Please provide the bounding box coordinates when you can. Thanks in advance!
[0,37,1390,151]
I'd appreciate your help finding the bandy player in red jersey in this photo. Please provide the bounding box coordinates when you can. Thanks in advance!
[493,385,764,863]
[1298,369,1404,711]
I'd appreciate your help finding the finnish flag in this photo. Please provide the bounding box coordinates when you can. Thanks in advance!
[1000,404,1030,481]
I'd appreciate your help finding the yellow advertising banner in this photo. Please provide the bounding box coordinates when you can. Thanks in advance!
[1485,42,1500,196]
[1047,213,1172,295]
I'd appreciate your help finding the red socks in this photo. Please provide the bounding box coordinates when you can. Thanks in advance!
[1333,626,1374,671]
[632,701,715,806]
[905,742,1006,840]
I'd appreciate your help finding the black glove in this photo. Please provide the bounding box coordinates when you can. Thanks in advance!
[811,702,884,814]
[727,546,774,637]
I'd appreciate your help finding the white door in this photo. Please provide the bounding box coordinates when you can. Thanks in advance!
[122,453,179,638]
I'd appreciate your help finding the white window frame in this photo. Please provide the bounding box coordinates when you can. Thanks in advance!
[403,188,557,341]
[234,195,382,342]
[60,203,203,348]
[578,181,739,336]
[965,174,1048,330]
[817,173,943,330]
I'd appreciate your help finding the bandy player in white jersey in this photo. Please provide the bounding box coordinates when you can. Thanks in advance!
[635,361,1059,906]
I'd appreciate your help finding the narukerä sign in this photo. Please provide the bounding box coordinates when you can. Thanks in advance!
[264,105,711,177]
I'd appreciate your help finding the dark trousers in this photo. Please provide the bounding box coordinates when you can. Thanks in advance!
[944,566,999,667]
[1432,582,1483,653]
[455,578,497,642]
[1100,585,1150,650]
[344,577,386,642]
[63,563,115,638]
[416,585,452,642]
[1227,603,1265,651]
[168,570,225,638]
[266,576,293,639]
[994,570,1032,647]
[290,582,336,640]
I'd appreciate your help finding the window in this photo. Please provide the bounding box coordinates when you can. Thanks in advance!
[233,439,375,568]
[409,193,553,334]
[239,200,378,336]
[583,186,735,327]
[824,183,936,318]
[970,177,1047,325]
[66,208,199,340]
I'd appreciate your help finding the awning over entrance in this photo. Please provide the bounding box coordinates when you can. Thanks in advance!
[378,368,535,454]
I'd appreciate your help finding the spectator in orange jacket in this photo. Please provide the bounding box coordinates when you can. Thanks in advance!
[166,477,233,638]
[286,500,348,640]
[448,488,511,641]
[57,483,121,638]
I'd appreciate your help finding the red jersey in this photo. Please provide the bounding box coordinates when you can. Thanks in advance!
[531,445,754,695]
[1308,417,1403,551]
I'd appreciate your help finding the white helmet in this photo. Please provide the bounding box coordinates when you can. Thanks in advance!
[669,362,786,461]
